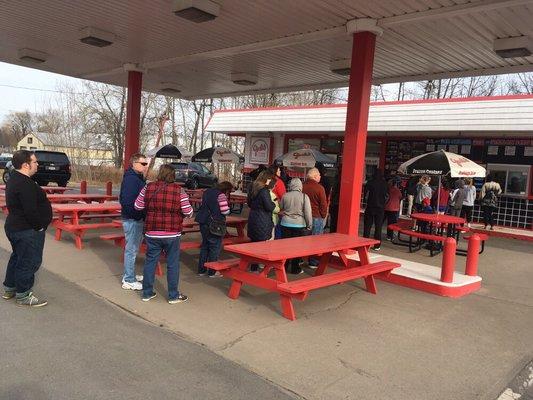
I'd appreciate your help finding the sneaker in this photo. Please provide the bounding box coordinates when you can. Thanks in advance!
[168,294,188,304]
[2,290,15,300]
[16,292,47,307]
[142,292,157,302]
[122,281,143,291]
[385,237,392,241]
[135,275,143,282]
[197,271,208,276]
[208,271,222,278]
[373,246,381,251]
[289,267,304,275]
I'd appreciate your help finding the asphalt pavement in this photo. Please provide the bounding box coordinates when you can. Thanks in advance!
[0,247,296,400]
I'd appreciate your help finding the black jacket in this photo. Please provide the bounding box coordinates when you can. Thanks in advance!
[5,170,53,232]
[364,178,388,209]
[247,187,275,242]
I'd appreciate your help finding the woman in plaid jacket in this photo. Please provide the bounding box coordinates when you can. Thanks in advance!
[135,164,193,303]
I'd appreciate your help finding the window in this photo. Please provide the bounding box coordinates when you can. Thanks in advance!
[27,137,33,144]
[487,164,530,196]
[199,164,211,174]
[20,146,27,150]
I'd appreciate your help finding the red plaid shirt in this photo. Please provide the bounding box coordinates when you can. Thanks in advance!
[134,181,193,236]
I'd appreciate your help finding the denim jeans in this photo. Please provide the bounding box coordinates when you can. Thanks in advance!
[3,228,46,297]
[308,217,325,266]
[198,224,223,276]
[122,219,144,283]
[142,236,181,300]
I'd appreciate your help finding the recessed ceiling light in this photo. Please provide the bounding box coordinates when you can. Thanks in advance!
[18,48,48,64]
[173,0,220,23]
[231,72,257,86]
[494,36,532,58]
[330,59,351,76]
[79,27,115,47]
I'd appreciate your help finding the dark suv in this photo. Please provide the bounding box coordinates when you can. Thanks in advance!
[171,162,218,189]
[3,150,71,187]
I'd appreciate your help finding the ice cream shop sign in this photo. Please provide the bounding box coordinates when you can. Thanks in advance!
[249,136,270,164]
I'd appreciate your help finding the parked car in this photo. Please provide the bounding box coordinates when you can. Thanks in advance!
[171,162,218,189]
[3,150,71,186]
[0,155,12,169]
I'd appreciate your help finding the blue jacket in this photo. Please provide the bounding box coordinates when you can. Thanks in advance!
[195,188,226,225]
[119,167,146,220]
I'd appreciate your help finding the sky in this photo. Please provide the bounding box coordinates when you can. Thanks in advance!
[0,61,84,121]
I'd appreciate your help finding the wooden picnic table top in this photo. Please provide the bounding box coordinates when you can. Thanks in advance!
[411,213,465,225]
[47,193,117,202]
[225,233,378,261]
[52,202,121,213]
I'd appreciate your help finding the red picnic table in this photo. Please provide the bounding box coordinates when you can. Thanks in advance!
[0,184,72,194]
[47,193,118,203]
[52,202,122,249]
[102,215,249,250]
[206,233,400,320]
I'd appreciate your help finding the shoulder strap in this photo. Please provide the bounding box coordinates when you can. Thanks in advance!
[146,183,167,208]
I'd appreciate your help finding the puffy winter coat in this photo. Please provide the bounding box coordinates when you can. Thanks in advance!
[247,187,275,242]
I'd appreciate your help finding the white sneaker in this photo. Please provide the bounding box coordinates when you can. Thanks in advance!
[135,275,143,282]
[122,281,142,291]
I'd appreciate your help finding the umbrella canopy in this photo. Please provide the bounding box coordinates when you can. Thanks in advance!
[275,148,336,169]
[398,150,486,178]
[146,144,192,159]
[192,146,244,164]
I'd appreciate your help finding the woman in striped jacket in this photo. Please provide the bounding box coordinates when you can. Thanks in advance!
[134,164,193,303]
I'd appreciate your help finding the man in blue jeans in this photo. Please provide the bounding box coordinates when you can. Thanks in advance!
[3,150,52,307]
[119,153,148,290]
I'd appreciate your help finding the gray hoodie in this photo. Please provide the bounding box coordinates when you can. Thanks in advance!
[280,178,313,229]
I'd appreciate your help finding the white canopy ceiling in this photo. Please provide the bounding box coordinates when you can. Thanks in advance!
[1,0,532,99]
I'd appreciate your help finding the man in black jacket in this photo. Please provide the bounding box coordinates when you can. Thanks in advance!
[3,150,52,307]
[119,153,147,290]
[363,170,388,250]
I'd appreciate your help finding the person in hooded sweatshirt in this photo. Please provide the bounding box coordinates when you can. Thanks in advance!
[363,170,388,250]
[279,178,313,274]
[449,179,466,217]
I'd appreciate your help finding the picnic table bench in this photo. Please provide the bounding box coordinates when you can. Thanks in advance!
[207,233,400,320]
[52,202,122,249]
[0,184,73,194]
[47,193,117,204]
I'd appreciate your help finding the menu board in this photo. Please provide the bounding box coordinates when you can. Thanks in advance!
[384,140,425,175]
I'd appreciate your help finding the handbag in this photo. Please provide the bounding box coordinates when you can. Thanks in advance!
[208,209,226,237]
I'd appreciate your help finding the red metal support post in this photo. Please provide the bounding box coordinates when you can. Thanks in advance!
[80,180,87,194]
[106,181,113,196]
[441,237,457,283]
[337,31,377,235]
[465,234,480,276]
[123,71,143,170]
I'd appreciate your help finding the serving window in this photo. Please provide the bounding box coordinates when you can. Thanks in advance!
[487,164,530,196]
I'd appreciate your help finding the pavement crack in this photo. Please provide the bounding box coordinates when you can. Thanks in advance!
[472,292,533,308]
[301,288,360,319]
[338,358,380,381]
[216,322,284,351]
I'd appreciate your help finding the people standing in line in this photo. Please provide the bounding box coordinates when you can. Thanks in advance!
[134,164,193,303]
[362,170,388,250]
[247,170,276,271]
[405,175,419,217]
[302,167,328,266]
[328,166,341,233]
[279,178,312,274]
[433,179,450,214]
[480,174,502,230]
[269,165,286,238]
[119,153,148,291]
[461,178,476,227]
[449,179,466,217]
[385,178,403,241]
[2,150,52,307]
[267,178,281,240]
[415,175,433,212]
[196,181,233,277]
